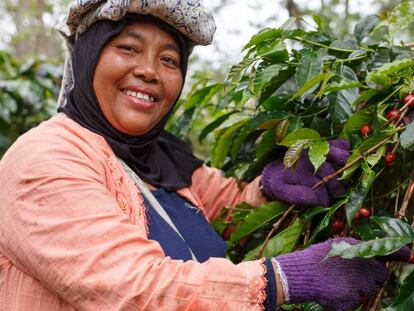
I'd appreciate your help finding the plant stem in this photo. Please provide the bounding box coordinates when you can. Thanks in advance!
[397,169,414,219]
[255,204,296,259]
[293,37,355,53]
[369,164,414,310]
[369,262,397,311]
[256,134,395,259]
[311,137,391,189]
[303,222,312,245]
[299,107,329,118]
[367,175,410,201]
[335,55,367,63]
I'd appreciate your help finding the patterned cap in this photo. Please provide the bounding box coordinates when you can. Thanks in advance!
[56,0,216,108]
[56,0,216,47]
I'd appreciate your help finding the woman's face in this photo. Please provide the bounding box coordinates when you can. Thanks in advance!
[93,21,183,136]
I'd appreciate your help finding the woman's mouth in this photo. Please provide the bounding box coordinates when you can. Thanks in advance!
[122,89,155,103]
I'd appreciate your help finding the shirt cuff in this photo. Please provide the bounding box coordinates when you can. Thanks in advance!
[264,259,277,310]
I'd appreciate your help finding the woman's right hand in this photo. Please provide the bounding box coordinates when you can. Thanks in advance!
[272,238,411,310]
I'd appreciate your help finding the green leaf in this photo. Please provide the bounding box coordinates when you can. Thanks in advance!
[366,145,385,166]
[303,302,324,311]
[371,216,414,239]
[198,111,239,143]
[341,133,390,179]
[226,58,257,85]
[253,64,284,94]
[185,84,222,110]
[257,41,289,61]
[313,15,326,31]
[170,107,196,138]
[315,71,336,98]
[243,28,283,50]
[334,75,365,90]
[328,89,357,126]
[343,108,373,138]
[275,119,289,142]
[292,72,328,101]
[280,128,321,147]
[400,121,414,150]
[306,199,347,246]
[346,165,375,226]
[284,141,305,168]
[231,110,286,160]
[296,52,323,90]
[328,237,413,259]
[354,14,381,43]
[243,218,303,260]
[230,202,288,244]
[385,270,414,310]
[309,140,329,172]
[387,1,414,36]
[353,89,378,107]
[256,128,277,159]
[302,206,329,221]
[353,222,385,240]
[211,120,248,168]
[368,58,414,87]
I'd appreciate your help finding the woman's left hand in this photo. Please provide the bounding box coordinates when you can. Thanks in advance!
[261,139,350,207]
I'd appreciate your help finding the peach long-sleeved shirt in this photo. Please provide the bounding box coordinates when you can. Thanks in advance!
[0,114,268,310]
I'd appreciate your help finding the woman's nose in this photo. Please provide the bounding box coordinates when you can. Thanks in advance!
[131,53,159,83]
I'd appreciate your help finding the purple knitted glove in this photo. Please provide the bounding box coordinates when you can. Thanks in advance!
[273,238,411,311]
[261,139,350,207]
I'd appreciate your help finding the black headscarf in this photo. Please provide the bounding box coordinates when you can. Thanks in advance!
[58,15,203,191]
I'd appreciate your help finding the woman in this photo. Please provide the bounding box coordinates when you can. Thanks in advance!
[0,1,409,310]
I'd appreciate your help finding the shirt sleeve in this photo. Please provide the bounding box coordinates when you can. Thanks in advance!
[189,165,268,220]
[0,131,267,310]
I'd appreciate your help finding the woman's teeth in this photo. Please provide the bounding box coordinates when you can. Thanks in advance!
[124,90,154,102]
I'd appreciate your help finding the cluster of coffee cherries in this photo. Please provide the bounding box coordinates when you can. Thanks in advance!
[359,93,414,167]
[331,207,371,233]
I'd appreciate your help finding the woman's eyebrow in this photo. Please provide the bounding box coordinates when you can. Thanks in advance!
[118,31,180,53]
[118,31,142,41]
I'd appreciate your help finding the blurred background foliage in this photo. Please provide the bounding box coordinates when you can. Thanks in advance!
[0,0,413,158]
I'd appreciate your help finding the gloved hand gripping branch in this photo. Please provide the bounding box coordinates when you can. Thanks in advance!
[261,139,351,207]
[271,238,411,311]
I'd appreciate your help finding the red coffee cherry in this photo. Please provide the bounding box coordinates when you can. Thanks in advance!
[360,124,372,136]
[332,220,345,232]
[387,144,395,152]
[409,253,414,264]
[354,211,361,221]
[386,108,400,120]
[385,152,397,166]
[359,207,370,218]
[403,94,414,106]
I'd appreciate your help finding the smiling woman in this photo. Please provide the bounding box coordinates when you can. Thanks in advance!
[93,20,184,136]
[0,1,410,310]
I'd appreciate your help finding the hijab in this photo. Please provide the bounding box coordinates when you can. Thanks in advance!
[58,15,203,191]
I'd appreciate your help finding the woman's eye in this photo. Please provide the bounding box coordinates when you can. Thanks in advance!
[115,44,137,53]
[161,56,179,67]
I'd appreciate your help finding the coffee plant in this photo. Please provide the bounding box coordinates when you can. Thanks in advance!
[0,50,61,157]
[169,3,414,310]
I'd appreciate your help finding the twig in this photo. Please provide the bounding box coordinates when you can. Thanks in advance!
[397,169,414,219]
[367,174,410,201]
[369,169,414,310]
[311,137,391,189]
[255,204,296,259]
[254,127,401,260]
[303,222,312,245]
[369,262,397,311]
